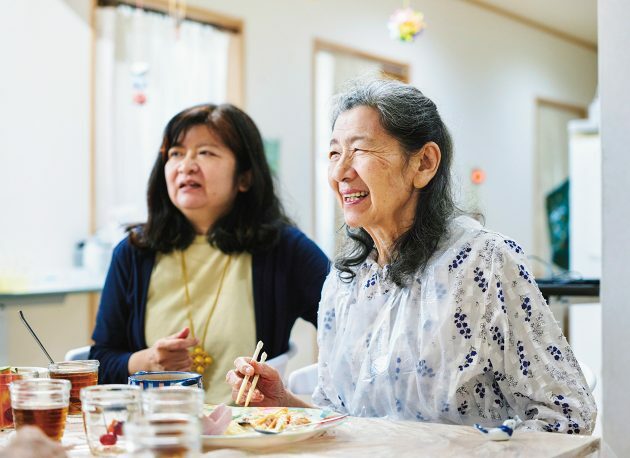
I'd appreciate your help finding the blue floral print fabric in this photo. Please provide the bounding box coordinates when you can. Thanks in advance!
[312,216,596,434]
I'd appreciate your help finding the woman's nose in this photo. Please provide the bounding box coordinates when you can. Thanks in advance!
[178,152,199,173]
[329,154,356,182]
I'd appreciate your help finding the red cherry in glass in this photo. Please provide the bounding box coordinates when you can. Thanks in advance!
[107,419,124,436]
[3,408,12,423]
[99,433,117,446]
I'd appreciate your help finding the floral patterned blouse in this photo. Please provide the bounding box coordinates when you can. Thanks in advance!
[313,215,596,434]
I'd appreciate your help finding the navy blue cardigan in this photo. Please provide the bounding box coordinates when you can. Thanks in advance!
[89,226,329,384]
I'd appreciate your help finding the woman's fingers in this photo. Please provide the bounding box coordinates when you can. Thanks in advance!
[157,336,199,351]
[230,382,264,405]
[164,358,192,372]
[233,357,255,377]
[249,360,280,380]
[225,369,244,387]
[232,357,280,382]
[169,327,190,339]
[151,345,195,370]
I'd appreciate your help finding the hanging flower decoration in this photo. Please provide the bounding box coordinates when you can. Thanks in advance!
[388,6,426,43]
[131,62,149,105]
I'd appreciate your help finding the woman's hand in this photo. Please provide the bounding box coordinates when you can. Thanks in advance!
[128,327,199,374]
[0,426,67,458]
[226,357,288,407]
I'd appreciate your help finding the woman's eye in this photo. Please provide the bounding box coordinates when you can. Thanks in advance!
[198,150,214,156]
[167,150,182,159]
[328,151,340,160]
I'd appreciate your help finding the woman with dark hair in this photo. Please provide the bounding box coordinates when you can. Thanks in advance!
[227,80,596,434]
[90,103,329,403]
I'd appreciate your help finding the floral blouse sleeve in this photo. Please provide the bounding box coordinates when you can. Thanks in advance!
[485,238,597,433]
[312,272,340,411]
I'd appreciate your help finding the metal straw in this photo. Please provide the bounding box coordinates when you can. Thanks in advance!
[19,310,55,364]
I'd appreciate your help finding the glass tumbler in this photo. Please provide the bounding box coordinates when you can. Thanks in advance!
[9,379,70,441]
[49,360,99,415]
[1,367,45,429]
[126,412,201,458]
[81,384,142,456]
[126,387,204,457]
[0,373,22,430]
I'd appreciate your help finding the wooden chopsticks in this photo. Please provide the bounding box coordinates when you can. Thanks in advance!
[244,352,267,407]
[236,340,264,406]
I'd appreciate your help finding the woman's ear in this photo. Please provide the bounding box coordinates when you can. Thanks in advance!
[412,141,441,189]
[238,170,253,192]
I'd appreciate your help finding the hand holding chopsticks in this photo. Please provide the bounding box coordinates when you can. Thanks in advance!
[244,352,267,407]
[235,340,264,405]
[228,340,311,408]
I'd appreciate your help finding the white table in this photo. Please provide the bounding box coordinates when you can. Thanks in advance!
[1,415,600,457]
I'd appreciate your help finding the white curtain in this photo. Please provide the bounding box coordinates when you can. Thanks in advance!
[95,5,230,230]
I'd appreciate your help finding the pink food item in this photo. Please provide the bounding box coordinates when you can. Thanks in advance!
[201,404,232,435]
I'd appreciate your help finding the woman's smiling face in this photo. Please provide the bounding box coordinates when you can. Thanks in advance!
[327,106,421,240]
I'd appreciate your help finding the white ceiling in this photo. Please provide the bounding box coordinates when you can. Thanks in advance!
[470,0,597,46]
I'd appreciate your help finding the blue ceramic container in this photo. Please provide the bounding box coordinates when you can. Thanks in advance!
[128,371,202,389]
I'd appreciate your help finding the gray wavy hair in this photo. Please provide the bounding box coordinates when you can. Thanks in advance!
[331,78,456,286]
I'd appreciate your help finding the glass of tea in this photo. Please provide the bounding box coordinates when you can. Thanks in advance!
[0,368,44,429]
[9,378,70,441]
[81,384,142,456]
[49,360,99,415]
[0,373,22,430]
[125,412,201,457]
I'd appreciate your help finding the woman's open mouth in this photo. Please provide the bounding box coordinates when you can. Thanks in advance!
[343,191,369,205]
[179,181,202,190]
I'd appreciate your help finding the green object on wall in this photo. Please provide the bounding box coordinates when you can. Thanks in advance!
[545,179,570,270]
[263,138,280,176]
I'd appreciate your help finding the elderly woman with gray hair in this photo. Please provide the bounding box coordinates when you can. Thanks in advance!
[226,79,596,434]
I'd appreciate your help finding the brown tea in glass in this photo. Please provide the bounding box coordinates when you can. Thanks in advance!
[49,360,99,415]
[0,373,22,430]
[12,406,68,441]
[0,368,44,429]
[9,379,70,441]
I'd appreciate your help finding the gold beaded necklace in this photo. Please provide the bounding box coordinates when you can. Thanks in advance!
[180,250,232,375]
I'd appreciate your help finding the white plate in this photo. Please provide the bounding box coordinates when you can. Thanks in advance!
[202,406,346,449]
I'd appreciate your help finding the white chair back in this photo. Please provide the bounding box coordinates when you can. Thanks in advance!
[266,340,297,383]
[578,359,597,392]
[287,363,318,395]
[64,345,91,361]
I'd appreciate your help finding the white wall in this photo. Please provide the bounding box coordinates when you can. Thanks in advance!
[0,0,597,282]
[0,0,91,278]
[190,0,597,257]
[600,0,630,455]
